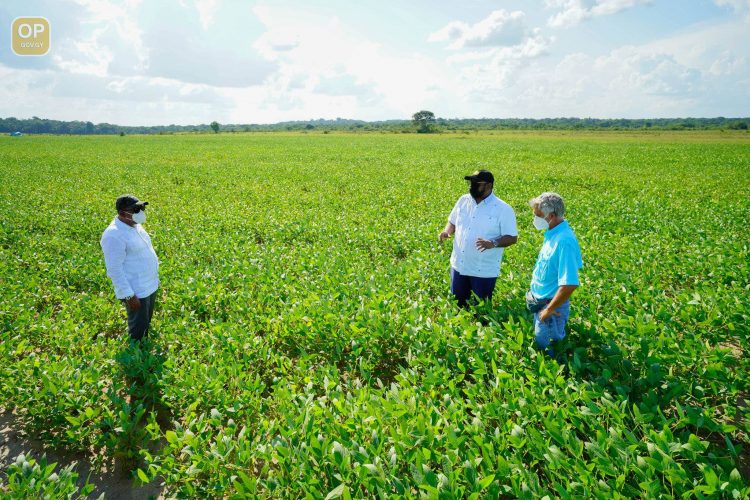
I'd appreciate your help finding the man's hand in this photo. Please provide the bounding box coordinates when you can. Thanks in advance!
[438,231,451,244]
[126,296,141,312]
[538,307,561,322]
[475,238,495,252]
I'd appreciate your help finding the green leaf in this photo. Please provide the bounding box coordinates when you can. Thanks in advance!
[325,483,347,500]
[479,474,495,489]
[137,468,149,484]
[165,430,178,444]
[363,464,378,474]
[729,468,741,485]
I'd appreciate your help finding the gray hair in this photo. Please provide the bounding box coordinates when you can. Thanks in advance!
[529,192,565,218]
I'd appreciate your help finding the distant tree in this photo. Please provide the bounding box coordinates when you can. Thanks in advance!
[85,121,95,134]
[210,121,220,133]
[412,110,436,133]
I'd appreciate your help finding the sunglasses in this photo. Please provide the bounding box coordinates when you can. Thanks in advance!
[125,206,146,213]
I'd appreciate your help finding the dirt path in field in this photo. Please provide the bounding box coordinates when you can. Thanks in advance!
[0,411,163,499]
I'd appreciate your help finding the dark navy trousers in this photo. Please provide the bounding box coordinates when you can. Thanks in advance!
[450,268,497,308]
[123,291,157,341]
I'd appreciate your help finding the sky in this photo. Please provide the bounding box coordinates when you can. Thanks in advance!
[1,0,748,125]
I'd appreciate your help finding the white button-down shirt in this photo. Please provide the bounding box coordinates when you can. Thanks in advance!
[100,218,159,299]
[448,192,518,278]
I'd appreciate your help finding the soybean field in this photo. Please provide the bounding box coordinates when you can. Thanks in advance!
[1,131,749,498]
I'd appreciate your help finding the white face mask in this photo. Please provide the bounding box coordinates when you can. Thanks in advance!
[132,211,147,224]
[533,215,549,230]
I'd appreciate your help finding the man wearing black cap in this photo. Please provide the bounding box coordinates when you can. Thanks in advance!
[438,170,518,307]
[100,194,159,341]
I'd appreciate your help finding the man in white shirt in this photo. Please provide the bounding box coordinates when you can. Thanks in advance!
[439,170,518,307]
[100,195,159,341]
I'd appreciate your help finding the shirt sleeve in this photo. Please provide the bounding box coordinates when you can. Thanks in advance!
[500,205,518,237]
[448,199,460,225]
[100,232,134,299]
[557,240,582,287]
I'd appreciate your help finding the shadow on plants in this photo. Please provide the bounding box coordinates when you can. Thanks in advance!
[552,321,750,485]
[453,293,513,326]
[0,414,164,499]
[479,294,517,326]
[103,339,171,472]
[552,321,680,408]
[555,322,741,442]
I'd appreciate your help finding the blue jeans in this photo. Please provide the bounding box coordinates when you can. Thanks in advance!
[534,300,570,355]
[450,268,497,308]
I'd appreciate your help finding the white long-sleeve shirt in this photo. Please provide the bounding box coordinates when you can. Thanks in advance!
[100,218,159,299]
[448,192,518,278]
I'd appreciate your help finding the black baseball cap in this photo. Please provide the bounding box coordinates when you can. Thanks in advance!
[115,194,148,211]
[464,170,494,183]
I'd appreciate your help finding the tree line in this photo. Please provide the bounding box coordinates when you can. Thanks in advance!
[1,115,748,136]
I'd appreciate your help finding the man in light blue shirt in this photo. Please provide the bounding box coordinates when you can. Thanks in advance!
[527,192,582,355]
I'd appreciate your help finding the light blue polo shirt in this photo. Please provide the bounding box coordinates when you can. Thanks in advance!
[530,220,582,299]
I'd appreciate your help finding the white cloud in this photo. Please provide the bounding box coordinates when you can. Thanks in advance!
[0,0,746,124]
[53,29,113,77]
[454,47,703,117]
[429,10,528,49]
[446,32,552,65]
[708,51,747,76]
[429,7,553,99]
[452,44,551,102]
[193,0,220,30]
[598,48,701,96]
[314,74,379,103]
[450,19,749,117]
[545,0,651,28]
[241,4,455,122]
[713,0,750,20]
[0,64,231,124]
[431,10,553,103]
[68,0,149,74]
[713,0,750,10]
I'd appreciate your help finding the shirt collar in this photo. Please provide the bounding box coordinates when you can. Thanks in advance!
[544,219,568,238]
[114,217,136,230]
[475,191,497,206]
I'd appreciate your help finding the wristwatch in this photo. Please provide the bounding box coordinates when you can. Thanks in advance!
[123,295,134,301]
